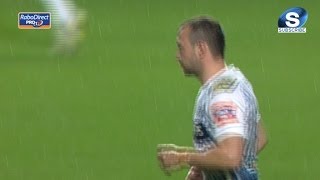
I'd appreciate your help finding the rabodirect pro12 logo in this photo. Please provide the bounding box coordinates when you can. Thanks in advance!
[18,12,51,29]
[278,7,308,33]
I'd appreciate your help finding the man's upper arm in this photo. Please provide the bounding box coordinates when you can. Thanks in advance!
[216,136,244,157]
[257,120,268,153]
[209,93,246,163]
[209,93,246,141]
[208,136,244,168]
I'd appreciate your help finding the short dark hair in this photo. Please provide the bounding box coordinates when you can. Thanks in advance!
[178,16,225,58]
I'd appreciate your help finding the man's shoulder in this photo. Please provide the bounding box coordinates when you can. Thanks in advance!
[211,71,243,94]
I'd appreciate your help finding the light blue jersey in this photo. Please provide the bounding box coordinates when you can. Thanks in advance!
[192,65,260,180]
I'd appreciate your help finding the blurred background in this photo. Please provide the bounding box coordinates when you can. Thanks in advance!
[0,0,319,179]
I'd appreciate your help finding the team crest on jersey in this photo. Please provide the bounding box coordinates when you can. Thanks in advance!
[213,77,239,93]
[211,101,239,127]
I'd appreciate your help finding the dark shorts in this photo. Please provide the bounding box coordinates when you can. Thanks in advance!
[204,167,258,180]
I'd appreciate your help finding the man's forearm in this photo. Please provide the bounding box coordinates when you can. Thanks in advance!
[157,144,196,153]
[179,137,243,170]
[180,148,241,170]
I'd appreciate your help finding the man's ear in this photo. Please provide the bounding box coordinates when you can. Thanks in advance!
[195,41,207,60]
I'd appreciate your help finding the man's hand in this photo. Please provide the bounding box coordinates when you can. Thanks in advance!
[157,144,194,175]
[157,150,189,175]
[157,144,180,175]
[157,144,179,153]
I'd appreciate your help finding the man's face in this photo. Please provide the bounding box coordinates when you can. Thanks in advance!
[176,28,199,75]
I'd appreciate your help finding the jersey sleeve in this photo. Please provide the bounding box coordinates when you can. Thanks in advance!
[208,92,247,141]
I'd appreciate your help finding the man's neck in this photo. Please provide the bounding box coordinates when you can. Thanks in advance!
[198,60,226,85]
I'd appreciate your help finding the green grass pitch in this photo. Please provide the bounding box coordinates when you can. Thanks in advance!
[0,0,319,179]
